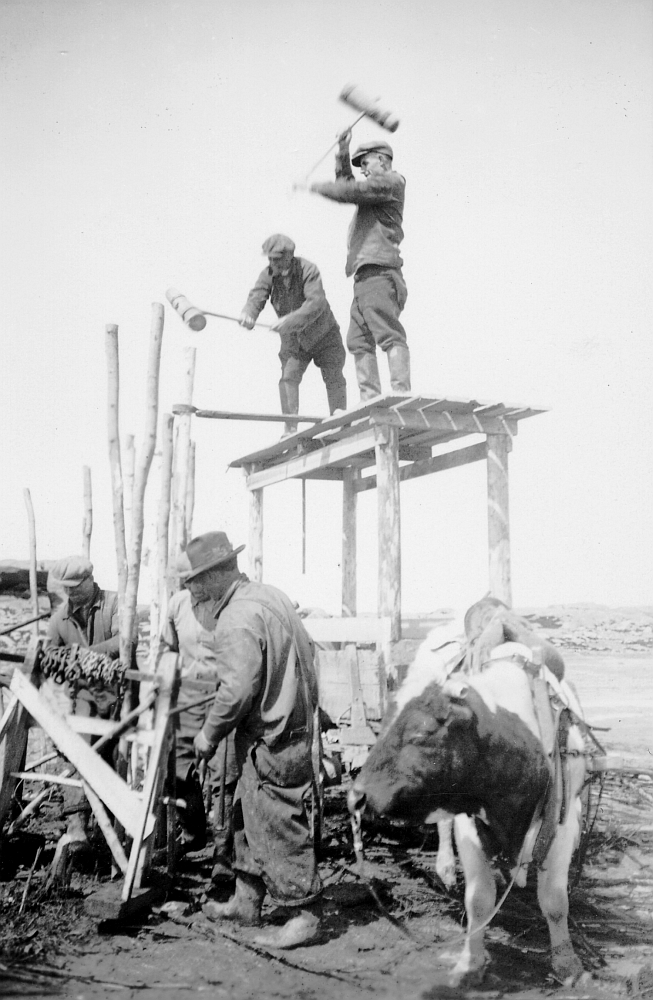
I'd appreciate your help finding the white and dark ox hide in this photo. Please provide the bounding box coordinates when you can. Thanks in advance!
[349,636,587,988]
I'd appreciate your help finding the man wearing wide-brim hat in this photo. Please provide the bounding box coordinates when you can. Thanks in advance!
[180,531,323,948]
[296,133,411,402]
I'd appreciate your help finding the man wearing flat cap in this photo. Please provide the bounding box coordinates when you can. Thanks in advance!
[239,234,347,437]
[300,134,411,401]
[45,557,126,850]
[179,531,324,948]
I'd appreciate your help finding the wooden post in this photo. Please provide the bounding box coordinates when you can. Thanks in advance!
[342,466,359,617]
[105,324,128,605]
[374,423,401,641]
[121,304,164,668]
[248,475,264,583]
[22,489,39,638]
[486,432,512,606]
[168,347,196,593]
[159,414,175,610]
[184,439,196,543]
[123,433,135,553]
[81,465,93,559]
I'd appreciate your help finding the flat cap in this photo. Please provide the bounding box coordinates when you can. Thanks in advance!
[351,140,394,167]
[50,556,94,587]
[262,234,296,257]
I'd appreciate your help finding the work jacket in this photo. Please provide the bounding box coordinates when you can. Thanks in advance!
[243,256,341,354]
[47,586,121,656]
[311,148,405,277]
[196,576,318,753]
[160,588,218,681]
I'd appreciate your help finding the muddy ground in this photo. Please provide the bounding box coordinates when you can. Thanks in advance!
[1,598,651,1000]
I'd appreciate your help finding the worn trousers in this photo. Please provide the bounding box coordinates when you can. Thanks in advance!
[346,265,408,354]
[279,325,346,414]
[232,738,322,906]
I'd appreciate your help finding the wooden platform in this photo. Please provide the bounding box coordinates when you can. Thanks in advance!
[228,392,547,489]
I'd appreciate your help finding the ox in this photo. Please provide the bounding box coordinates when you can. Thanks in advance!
[348,629,588,988]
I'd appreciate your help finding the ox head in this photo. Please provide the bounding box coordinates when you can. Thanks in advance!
[349,680,477,825]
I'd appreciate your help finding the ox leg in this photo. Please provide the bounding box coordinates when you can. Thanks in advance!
[449,815,495,988]
[537,762,585,983]
[435,818,457,889]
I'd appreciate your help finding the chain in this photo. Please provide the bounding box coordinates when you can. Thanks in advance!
[38,644,126,696]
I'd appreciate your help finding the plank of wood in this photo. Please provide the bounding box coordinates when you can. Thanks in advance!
[83,781,129,875]
[354,441,488,492]
[9,670,151,840]
[245,427,379,490]
[302,616,393,644]
[370,409,518,435]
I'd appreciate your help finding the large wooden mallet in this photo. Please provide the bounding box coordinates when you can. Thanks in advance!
[166,288,273,333]
[304,84,400,180]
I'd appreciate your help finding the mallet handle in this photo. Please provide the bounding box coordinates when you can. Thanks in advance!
[200,310,274,331]
[303,112,366,181]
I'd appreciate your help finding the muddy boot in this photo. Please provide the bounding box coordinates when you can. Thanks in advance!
[325,378,347,415]
[253,899,323,949]
[210,785,235,884]
[279,379,300,437]
[177,769,207,856]
[202,873,265,926]
[354,353,382,401]
[386,344,411,393]
[66,811,90,854]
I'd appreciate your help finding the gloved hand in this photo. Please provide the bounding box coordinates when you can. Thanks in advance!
[338,128,352,148]
[239,312,255,330]
[193,730,216,761]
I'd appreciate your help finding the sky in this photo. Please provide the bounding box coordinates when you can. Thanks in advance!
[1,0,652,614]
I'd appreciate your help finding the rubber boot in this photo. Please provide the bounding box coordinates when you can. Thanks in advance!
[387,344,411,393]
[354,353,382,401]
[279,379,300,437]
[176,768,207,856]
[210,783,235,884]
[202,873,265,926]
[253,898,323,949]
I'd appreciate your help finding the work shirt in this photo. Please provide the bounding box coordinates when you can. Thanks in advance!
[243,256,340,354]
[196,576,318,752]
[311,148,405,277]
[160,588,218,681]
[47,586,121,657]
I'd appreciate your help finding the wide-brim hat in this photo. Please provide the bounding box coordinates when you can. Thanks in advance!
[50,556,94,588]
[351,140,394,167]
[180,532,245,582]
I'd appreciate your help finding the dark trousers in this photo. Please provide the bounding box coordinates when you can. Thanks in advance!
[279,326,346,415]
[346,266,408,354]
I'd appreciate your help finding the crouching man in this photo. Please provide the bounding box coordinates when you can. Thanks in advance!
[183,532,323,948]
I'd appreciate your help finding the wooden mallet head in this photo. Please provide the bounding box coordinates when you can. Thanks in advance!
[166,288,207,331]
[339,84,400,133]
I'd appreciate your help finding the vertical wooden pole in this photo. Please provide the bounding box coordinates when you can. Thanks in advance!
[23,489,39,638]
[81,465,93,559]
[248,473,264,583]
[301,479,307,574]
[341,466,359,617]
[122,304,164,668]
[105,324,128,606]
[123,433,136,553]
[486,432,512,606]
[184,440,196,543]
[168,347,196,593]
[374,423,401,641]
[159,414,175,609]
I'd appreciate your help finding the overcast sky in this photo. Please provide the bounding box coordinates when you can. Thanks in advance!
[1,0,651,613]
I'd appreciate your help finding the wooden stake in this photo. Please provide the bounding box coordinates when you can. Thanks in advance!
[81,465,93,559]
[168,347,196,592]
[248,482,264,583]
[184,439,196,543]
[22,489,39,638]
[121,304,164,669]
[158,413,174,618]
[123,433,135,553]
[105,324,128,608]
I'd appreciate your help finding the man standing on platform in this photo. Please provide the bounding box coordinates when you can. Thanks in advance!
[239,234,347,436]
[299,133,411,401]
[183,531,324,948]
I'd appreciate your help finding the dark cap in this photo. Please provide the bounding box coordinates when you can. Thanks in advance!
[351,140,394,167]
[262,234,296,257]
[180,532,245,582]
[50,556,94,588]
